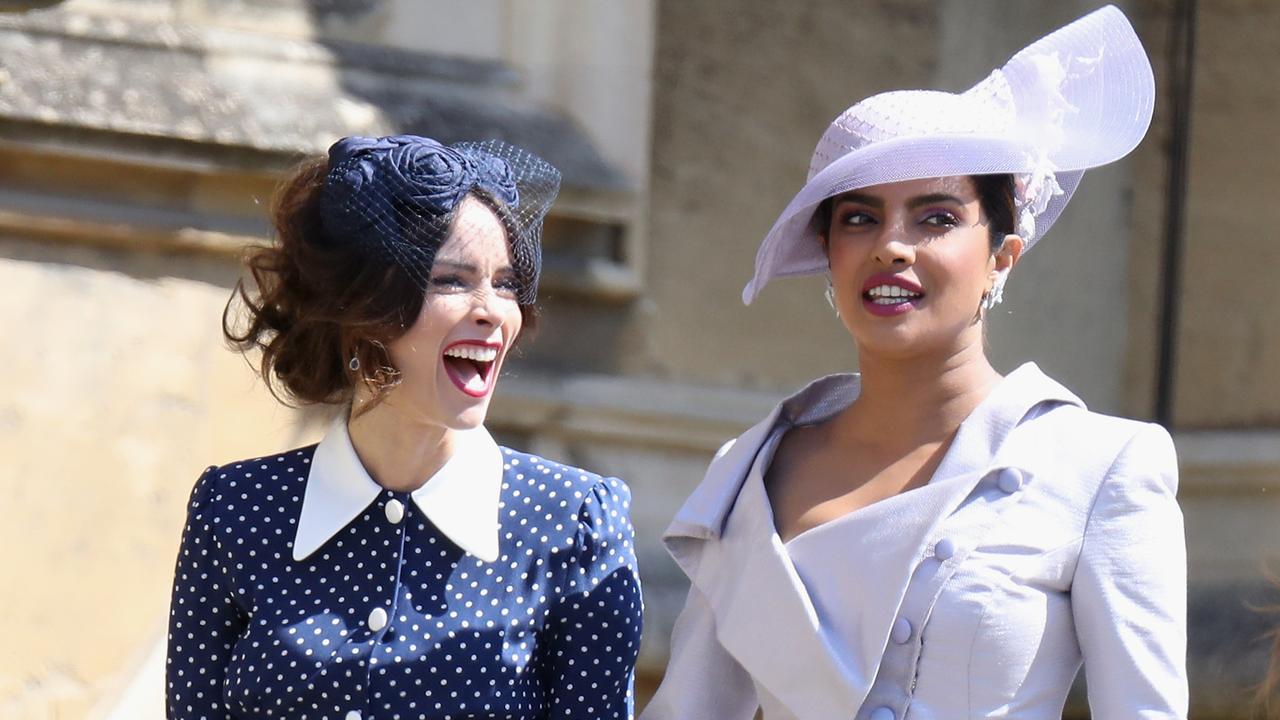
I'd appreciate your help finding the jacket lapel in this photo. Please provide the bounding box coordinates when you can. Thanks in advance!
[664,376,865,718]
[665,374,861,551]
[695,465,863,718]
[663,404,781,545]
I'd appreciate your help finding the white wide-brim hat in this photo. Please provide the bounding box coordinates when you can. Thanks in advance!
[742,4,1155,305]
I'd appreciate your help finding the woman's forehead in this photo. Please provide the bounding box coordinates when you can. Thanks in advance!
[436,199,510,262]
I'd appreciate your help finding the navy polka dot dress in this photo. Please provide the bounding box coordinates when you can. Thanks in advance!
[166,422,643,720]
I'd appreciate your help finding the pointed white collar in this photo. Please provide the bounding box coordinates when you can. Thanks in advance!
[293,415,504,562]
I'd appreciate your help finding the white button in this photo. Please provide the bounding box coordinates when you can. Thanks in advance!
[870,707,895,720]
[367,607,388,632]
[891,617,912,645]
[934,537,956,561]
[385,498,405,524]
[997,468,1025,494]
[345,712,362,720]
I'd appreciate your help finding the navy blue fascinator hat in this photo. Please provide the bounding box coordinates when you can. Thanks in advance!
[319,135,561,304]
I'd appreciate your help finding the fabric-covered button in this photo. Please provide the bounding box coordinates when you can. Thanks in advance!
[870,707,895,720]
[997,468,1025,494]
[367,606,388,632]
[345,711,362,720]
[934,537,956,561]
[385,498,405,524]
[891,616,913,645]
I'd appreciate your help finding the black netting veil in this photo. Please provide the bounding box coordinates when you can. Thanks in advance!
[319,135,561,304]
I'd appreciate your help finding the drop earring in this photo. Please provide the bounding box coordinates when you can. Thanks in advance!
[349,354,361,371]
[825,276,840,317]
[982,269,1009,311]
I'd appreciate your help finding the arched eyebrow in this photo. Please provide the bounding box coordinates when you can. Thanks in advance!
[832,192,968,210]
[906,193,967,210]
[432,260,477,273]
[831,192,882,210]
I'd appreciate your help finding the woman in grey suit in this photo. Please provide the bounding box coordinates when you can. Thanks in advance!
[642,6,1186,720]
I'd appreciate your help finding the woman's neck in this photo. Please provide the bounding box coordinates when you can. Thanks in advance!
[346,398,456,493]
[837,340,1003,449]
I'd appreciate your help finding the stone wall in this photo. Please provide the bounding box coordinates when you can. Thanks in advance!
[1,0,1277,717]
[0,236,319,717]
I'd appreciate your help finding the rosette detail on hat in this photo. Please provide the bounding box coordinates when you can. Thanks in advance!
[742,4,1155,305]
[318,134,559,303]
[460,149,521,208]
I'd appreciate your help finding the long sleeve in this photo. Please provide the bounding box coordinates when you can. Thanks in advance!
[166,467,247,720]
[1072,423,1188,718]
[543,477,645,719]
[640,582,759,720]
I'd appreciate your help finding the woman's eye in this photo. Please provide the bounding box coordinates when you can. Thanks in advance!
[922,212,960,228]
[494,277,521,295]
[840,211,876,227]
[430,274,467,290]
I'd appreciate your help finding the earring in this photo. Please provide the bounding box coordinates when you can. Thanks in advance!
[824,276,840,317]
[349,354,360,371]
[982,269,1009,311]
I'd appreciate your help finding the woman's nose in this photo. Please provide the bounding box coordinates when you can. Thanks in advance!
[873,221,916,266]
[468,286,501,326]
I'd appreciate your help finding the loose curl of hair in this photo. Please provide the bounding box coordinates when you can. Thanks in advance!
[224,157,538,414]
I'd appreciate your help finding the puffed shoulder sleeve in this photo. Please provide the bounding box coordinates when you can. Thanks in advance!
[639,582,759,720]
[1072,423,1188,718]
[166,467,248,720]
[543,477,644,720]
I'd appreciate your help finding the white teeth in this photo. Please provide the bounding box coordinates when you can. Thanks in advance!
[867,284,921,299]
[444,345,499,362]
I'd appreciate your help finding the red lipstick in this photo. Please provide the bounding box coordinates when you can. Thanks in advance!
[441,340,503,398]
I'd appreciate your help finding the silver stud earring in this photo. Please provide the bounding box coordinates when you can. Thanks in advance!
[349,355,360,371]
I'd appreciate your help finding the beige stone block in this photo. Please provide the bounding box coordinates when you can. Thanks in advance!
[1170,0,1280,427]
[1182,489,1280,585]
[0,240,315,715]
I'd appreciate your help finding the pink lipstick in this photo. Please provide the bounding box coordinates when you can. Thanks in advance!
[860,273,925,317]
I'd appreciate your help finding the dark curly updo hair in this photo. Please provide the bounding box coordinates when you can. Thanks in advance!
[224,157,538,411]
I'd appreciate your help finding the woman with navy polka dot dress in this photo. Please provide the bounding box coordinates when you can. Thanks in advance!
[166,136,643,719]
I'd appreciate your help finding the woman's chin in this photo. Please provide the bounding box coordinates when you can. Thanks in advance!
[444,400,492,431]
[848,322,948,359]
[854,321,983,361]
[847,317,921,348]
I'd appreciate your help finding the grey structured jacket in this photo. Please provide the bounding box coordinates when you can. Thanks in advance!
[642,363,1187,720]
